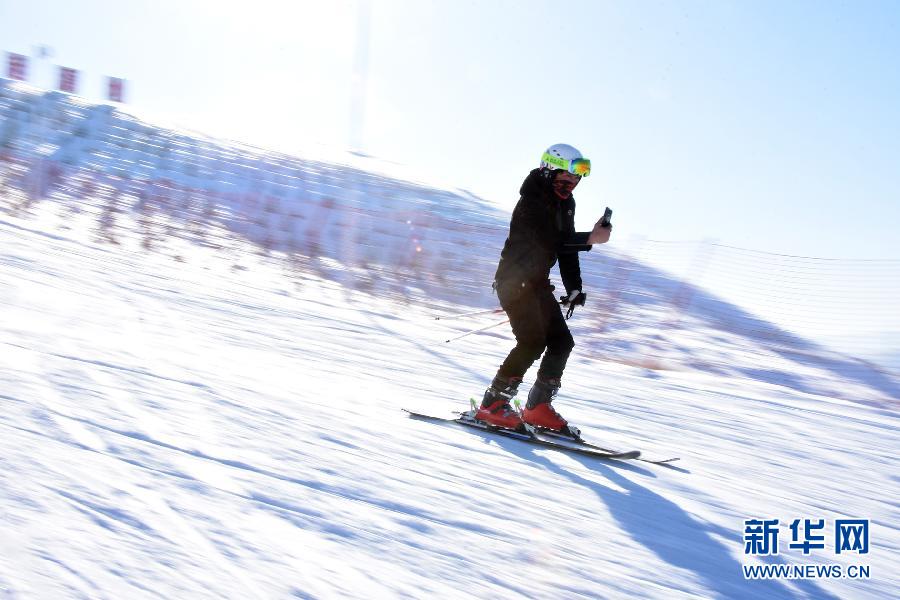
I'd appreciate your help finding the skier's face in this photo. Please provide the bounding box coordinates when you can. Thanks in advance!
[552,170,581,199]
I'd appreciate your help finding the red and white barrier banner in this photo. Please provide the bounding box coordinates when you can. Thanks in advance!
[7,52,28,81]
[59,66,78,93]
[108,76,125,102]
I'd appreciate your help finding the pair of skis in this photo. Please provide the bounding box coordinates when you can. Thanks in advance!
[404,404,679,467]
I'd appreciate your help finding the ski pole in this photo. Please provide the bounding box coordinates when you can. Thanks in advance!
[434,307,505,320]
[444,317,510,343]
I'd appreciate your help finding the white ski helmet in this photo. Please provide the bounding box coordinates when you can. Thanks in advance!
[540,143,591,177]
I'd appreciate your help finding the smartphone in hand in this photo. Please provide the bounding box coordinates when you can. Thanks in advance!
[600,207,613,228]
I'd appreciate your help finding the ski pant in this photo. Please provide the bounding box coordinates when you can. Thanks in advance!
[494,279,574,382]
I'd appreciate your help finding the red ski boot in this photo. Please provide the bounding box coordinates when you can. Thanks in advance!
[521,378,568,432]
[474,376,524,430]
[475,400,524,429]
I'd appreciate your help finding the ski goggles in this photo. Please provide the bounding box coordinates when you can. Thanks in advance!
[542,152,591,177]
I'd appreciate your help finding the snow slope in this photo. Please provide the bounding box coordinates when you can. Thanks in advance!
[1,201,898,599]
[1,82,898,598]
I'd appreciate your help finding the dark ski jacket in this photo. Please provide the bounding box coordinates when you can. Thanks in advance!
[494,169,593,296]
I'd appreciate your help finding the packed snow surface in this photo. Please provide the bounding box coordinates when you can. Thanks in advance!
[1,203,897,599]
[1,78,898,600]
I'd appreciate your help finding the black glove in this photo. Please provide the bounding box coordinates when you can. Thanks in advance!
[559,290,586,319]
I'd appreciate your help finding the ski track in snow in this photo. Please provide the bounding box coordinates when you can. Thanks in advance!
[1,209,898,599]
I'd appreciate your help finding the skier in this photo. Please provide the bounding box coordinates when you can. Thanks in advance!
[475,144,612,433]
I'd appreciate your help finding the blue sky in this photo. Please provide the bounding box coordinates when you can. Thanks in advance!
[2,0,899,262]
